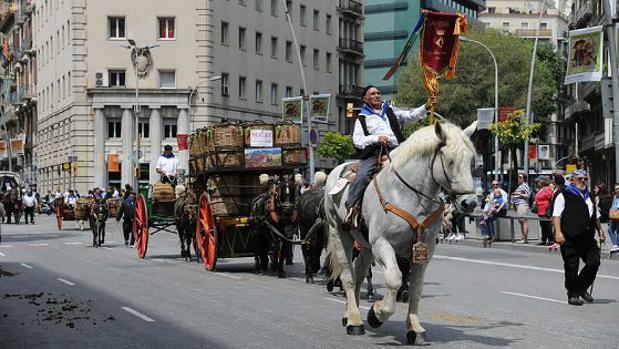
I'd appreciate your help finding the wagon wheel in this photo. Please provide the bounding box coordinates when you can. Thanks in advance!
[55,205,62,230]
[195,192,217,271]
[133,194,149,259]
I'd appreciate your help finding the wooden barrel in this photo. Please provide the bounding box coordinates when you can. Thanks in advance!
[243,121,274,147]
[214,122,244,151]
[282,148,307,165]
[274,121,301,147]
[105,198,122,217]
[75,198,93,220]
[208,175,241,216]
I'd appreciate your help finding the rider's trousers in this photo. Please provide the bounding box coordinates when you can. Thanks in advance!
[345,157,378,209]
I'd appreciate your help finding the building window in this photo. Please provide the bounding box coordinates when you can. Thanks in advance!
[313,49,319,69]
[300,45,306,66]
[158,17,175,39]
[326,52,332,72]
[164,121,177,139]
[285,41,292,62]
[300,5,306,26]
[255,79,263,102]
[108,70,126,87]
[239,27,246,50]
[521,22,528,29]
[326,14,332,35]
[286,0,292,20]
[270,83,278,105]
[540,22,548,30]
[138,121,150,138]
[255,31,262,54]
[487,7,495,13]
[502,22,510,32]
[285,86,292,97]
[159,70,176,88]
[221,21,229,45]
[255,0,263,12]
[239,76,247,99]
[313,10,319,31]
[271,36,278,58]
[107,119,121,138]
[221,73,230,96]
[108,17,125,39]
[270,0,278,16]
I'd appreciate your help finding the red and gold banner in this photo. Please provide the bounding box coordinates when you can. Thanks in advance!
[420,11,467,123]
[177,134,189,151]
[108,153,120,172]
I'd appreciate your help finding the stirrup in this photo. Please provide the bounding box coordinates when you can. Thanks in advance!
[345,206,359,228]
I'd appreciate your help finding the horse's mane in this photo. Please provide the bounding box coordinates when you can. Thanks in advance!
[390,122,475,170]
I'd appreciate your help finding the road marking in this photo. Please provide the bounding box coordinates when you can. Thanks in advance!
[288,277,305,282]
[324,297,370,311]
[501,291,565,304]
[121,307,155,322]
[434,255,619,281]
[64,242,83,245]
[102,247,114,251]
[57,278,76,286]
[20,263,33,269]
[216,273,242,280]
[0,251,5,256]
[28,243,49,247]
[152,258,166,263]
[0,245,13,248]
[106,240,117,244]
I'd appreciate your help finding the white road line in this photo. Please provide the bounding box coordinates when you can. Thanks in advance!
[106,240,117,244]
[20,263,33,269]
[288,277,305,282]
[64,242,83,245]
[216,273,243,280]
[434,254,619,281]
[0,251,5,256]
[501,291,565,304]
[324,297,370,310]
[102,247,114,251]
[57,278,76,286]
[151,258,166,263]
[0,245,13,248]
[121,307,155,322]
[28,243,49,247]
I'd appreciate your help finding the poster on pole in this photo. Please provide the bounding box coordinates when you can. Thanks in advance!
[309,94,331,123]
[282,97,303,123]
[565,26,604,85]
[537,144,550,160]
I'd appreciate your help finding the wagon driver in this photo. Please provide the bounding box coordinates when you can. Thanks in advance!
[345,85,435,226]
[155,144,179,186]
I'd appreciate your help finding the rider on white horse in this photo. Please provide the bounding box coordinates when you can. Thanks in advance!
[345,85,434,226]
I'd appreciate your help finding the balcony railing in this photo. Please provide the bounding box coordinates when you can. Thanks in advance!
[515,29,552,37]
[17,85,30,101]
[338,0,363,16]
[339,84,363,97]
[338,38,364,54]
[20,38,31,52]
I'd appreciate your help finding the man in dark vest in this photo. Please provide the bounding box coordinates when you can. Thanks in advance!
[345,85,432,225]
[552,169,605,305]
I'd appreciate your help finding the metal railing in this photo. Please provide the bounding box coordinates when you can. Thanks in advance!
[338,0,363,16]
[338,38,363,54]
[466,212,552,243]
[339,84,363,96]
[515,29,553,37]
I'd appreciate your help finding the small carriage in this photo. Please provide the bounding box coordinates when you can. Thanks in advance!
[132,183,178,258]
[189,120,306,271]
[0,171,23,224]
[54,197,77,230]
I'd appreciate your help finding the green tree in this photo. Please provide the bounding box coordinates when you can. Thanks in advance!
[317,132,356,163]
[394,24,561,128]
[490,110,541,193]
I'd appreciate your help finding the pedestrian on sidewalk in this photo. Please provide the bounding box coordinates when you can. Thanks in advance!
[22,190,37,224]
[480,189,506,242]
[511,173,531,243]
[489,180,508,217]
[117,191,136,247]
[552,169,605,306]
[534,175,554,245]
[607,184,619,253]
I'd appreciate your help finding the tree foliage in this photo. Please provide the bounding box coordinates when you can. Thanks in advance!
[394,25,561,128]
[490,109,541,146]
[317,132,356,163]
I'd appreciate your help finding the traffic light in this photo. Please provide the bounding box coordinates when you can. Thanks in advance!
[71,162,78,176]
[346,103,354,118]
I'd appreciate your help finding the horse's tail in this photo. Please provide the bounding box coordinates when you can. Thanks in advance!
[326,236,342,281]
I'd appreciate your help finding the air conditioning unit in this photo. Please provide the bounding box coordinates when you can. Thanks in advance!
[222,84,230,96]
[94,72,108,87]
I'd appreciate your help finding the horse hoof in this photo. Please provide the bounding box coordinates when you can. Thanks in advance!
[341,317,347,327]
[367,305,383,328]
[326,280,334,292]
[407,331,429,346]
[278,271,286,278]
[400,290,409,303]
[346,325,365,336]
[367,294,375,303]
[306,277,314,284]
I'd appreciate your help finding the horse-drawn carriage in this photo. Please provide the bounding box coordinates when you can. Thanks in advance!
[0,171,23,224]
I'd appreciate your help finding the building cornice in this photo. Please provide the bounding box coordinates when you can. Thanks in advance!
[88,88,191,109]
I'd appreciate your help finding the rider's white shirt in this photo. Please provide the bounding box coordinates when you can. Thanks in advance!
[65,195,77,206]
[156,155,179,177]
[352,103,428,149]
[22,195,36,207]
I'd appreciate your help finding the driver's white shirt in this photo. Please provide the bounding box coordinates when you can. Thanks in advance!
[156,155,179,177]
[65,195,77,206]
[352,103,428,149]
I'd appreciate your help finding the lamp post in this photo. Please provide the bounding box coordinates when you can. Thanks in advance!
[459,36,499,181]
[282,0,315,184]
[188,75,222,134]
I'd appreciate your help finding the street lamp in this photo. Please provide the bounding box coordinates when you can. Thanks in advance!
[459,35,500,181]
[188,75,222,134]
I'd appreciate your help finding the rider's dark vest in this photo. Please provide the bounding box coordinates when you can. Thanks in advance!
[560,190,597,238]
[356,107,404,160]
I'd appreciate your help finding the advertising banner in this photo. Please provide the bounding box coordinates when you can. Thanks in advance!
[565,26,604,84]
[108,153,120,172]
[282,97,303,123]
[249,129,273,147]
[309,94,331,122]
[244,147,282,168]
[537,144,550,160]
[177,134,189,151]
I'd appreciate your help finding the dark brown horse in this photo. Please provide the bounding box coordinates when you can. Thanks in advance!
[175,190,197,261]
[2,190,22,224]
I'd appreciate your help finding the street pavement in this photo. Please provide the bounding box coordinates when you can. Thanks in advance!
[1,215,618,349]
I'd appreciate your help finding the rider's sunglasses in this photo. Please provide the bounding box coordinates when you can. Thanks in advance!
[575,177,589,182]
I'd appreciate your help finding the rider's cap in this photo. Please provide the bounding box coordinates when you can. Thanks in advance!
[571,169,588,179]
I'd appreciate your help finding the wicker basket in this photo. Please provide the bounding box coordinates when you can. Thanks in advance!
[243,121,274,147]
[216,151,244,168]
[75,198,93,220]
[204,126,215,152]
[153,182,176,203]
[208,176,241,216]
[274,121,301,147]
[214,122,244,151]
[283,148,307,165]
[106,198,122,217]
[195,155,207,173]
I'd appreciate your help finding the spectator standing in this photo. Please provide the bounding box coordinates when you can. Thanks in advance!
[608,184,619,253]
[480,189,506,242]
[511,173,531,243]
[117,191,136,247]
[552,169,604,305]
[489,180,509,217]
[534,176,554,245]
[22,190,37,224]
[594,183,611,224]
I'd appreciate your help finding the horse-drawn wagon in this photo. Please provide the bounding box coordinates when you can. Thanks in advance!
[132,182,178,258]
[189,120,307,273]
[0,171,23,224]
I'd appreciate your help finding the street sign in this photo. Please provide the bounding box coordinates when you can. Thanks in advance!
[309,128,318,145]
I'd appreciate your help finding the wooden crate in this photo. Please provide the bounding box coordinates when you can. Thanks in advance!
[214,122,244,150]
[283,148,307,165]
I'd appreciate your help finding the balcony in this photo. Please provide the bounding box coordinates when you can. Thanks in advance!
[515,29,552,38]
[338,38,364,55]
[571,0,593,27]
[339,84,363,98]
[17,85,30,101]
[338,0,363,17]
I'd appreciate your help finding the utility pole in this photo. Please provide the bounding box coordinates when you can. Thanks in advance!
[602,0,619,182]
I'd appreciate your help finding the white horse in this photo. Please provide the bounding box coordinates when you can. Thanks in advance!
[324,121,477,345]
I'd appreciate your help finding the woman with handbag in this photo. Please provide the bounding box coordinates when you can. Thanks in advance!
[534,176,554,245]
[608,184,619,253]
